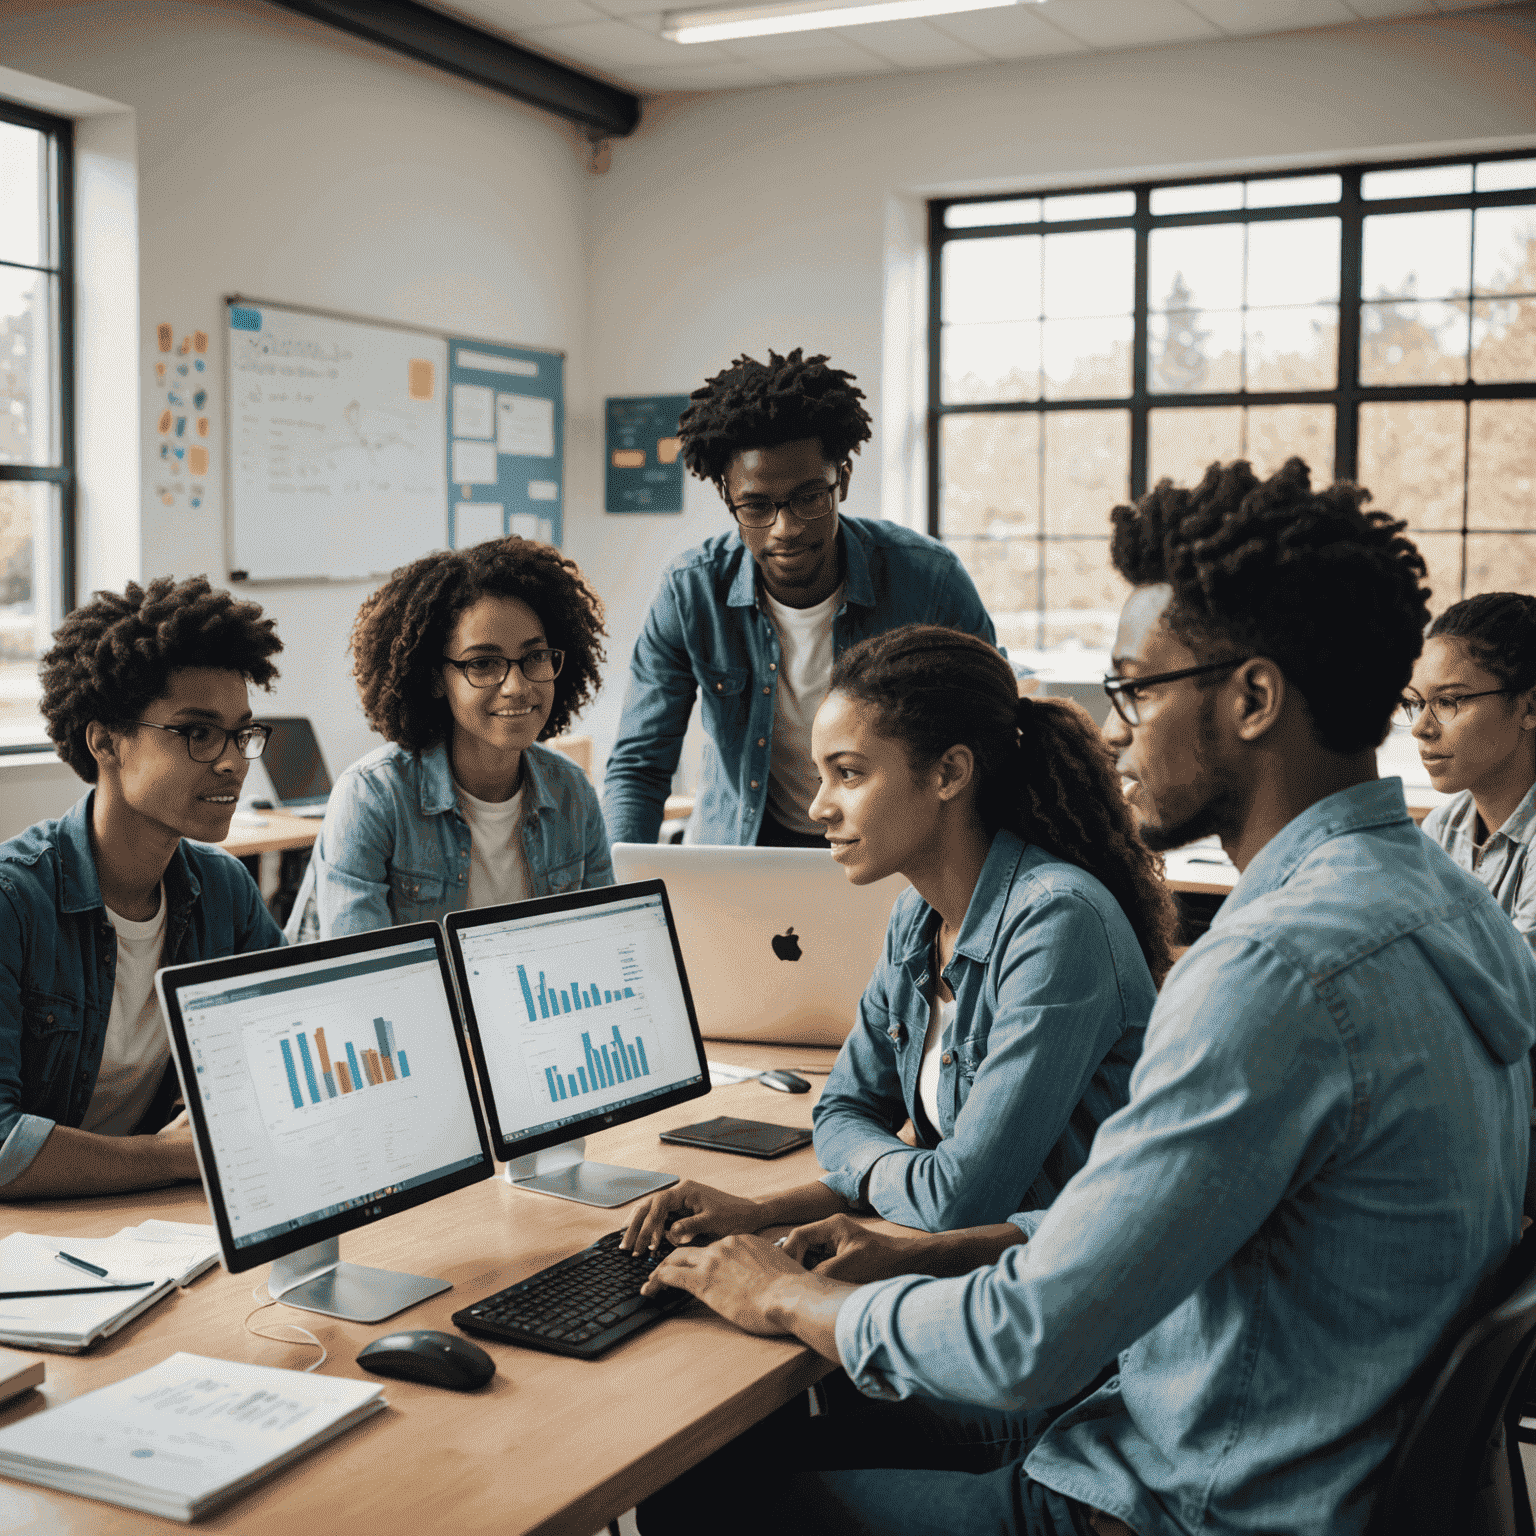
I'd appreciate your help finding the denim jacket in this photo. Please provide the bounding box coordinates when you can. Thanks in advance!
[286,740,614,940]
[602,516,999,847]
[837,780,1536,1536]
[813,829,1153,1231]
[0,792,283,1185]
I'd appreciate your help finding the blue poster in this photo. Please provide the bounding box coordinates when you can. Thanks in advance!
[606,395,688,514]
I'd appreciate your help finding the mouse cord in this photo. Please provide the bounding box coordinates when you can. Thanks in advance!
[244,1283,328,1372]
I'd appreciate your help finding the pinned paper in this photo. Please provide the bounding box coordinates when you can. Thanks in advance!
[528,480,559,501]
[497,393,555,458]
[454,502,505,549]
[157,409,173,434]
[157,323,173,352]
[451,439,498,484]
[657,437,681,465]
[452,383,494,439]
[408,359,435,401]
[155,362,166,381]
[188,446,209,475]
[611,449,645,470]
[193,331,208,353]
[197,418,209,437]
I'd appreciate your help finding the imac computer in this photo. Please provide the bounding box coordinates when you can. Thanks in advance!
[155,923,494,1322]
[445,880,710,1208]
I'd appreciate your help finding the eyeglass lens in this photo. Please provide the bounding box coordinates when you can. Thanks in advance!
[732,486,836,528]
[187,725,270,762]
[461,650,563,686]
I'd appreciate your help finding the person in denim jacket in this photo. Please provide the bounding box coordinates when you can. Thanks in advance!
[287,539,613,940]
[0,577,284,1199]
[622,625,1174,1254]
[602,349,1000,849]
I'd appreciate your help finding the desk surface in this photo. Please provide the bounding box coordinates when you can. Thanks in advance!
[0,1044,840,1536]
[218,812,322,859]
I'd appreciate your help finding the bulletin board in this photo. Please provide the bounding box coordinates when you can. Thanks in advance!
[605,394,688,513]
[223,297,563,584]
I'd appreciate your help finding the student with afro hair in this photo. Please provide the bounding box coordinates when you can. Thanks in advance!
[0,577,284,1198]
[603,348,1000,848]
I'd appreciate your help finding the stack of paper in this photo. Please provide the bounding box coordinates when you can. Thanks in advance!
[0,1352,385,1522]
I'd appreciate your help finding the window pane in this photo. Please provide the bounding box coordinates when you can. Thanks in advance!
[1477,158,1536,193]
[950,534,1040,620]
[1149,308,1241,394]
[1472,205,1536,296]
[1409,530,1464,611]
[1359,299,1469,384]
[1151,182,1241,216]
[1245,218,1340,306]
[1043,190,1134,222]
[1467,400,1536,530]
[1357,401,1466,530]
[0,122,45,268]
[1043,410,1129,536]
[946,199,1041,229]
[942,236,1041,324]
[941,322,1040,403]
[1245,173,1341,209]
[1362,210,1472,301]
[938,413,1041,538]
[0,267,57,466]
[1148,406,1242,487]
[0,481,58,750]
[1245,405,1334,480]
[1149,224,1244,313]
[1041,229,1134,318]
[1362,164,1472,200]
[1466,534,1536,598]
[1244,305,1338,390]
[1471,297,1536,383]
[1041,540,1124,651]
[1041,316,1132,400]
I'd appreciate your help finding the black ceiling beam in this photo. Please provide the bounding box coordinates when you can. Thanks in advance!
[268,0,641,138]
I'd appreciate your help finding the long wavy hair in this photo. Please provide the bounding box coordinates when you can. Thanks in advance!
[830,625,1179,984]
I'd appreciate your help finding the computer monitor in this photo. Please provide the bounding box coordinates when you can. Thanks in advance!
[445,881,710,1209]
[257,716,332,814]
[155,923,494,1323]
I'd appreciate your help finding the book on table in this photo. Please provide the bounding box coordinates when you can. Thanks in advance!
[0,1351,386,1522]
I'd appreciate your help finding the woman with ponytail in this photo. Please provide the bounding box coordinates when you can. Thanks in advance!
[624,624,1176,1256]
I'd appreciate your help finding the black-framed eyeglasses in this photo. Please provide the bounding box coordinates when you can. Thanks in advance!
[725,479,840,530]
[130,720,273,762]
[440,649,564,688]
[1102,658,1249,727]
[1395,689,1512,728]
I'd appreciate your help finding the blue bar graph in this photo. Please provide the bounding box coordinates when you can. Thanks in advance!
[399,1050,411,1078]
[522,962,639,1021]
[295,1033,321,1105]
[346,1041,363,1093]
[279,1038,303,1109]
[539,1026,653,1104]
[518,966,538,1022]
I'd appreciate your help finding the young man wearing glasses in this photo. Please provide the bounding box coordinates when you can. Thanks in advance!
[631,459,1536,1536]
[0,577,285,1198]
[603,349,999,848]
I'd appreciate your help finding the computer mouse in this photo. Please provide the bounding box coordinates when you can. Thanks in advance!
[759,1069,810,1094]
[356,1329,495,1391]
[248,798,274,810]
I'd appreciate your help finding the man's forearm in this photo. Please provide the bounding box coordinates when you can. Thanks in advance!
[766,1270,861,1363]
[896,1223,1027,1276]
[754,1180,853,1231]
[1,1125,200,1200]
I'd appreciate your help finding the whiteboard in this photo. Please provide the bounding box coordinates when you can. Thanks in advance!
[226,303,449,582]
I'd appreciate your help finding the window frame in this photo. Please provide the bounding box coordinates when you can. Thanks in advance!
[927,148,1536,638]
[0,98,76,756]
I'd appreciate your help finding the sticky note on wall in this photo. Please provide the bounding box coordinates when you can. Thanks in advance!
[157,323,173,352]
[408,360,435,401]
[188,446,209,475]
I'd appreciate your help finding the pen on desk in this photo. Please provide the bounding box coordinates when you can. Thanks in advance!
[0,1283,154,1299]
[57,1250,110,1279]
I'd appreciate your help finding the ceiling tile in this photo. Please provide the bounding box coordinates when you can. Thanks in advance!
[1183,0,1357,30]
[1032,0,1223,48]
[519,15,731,66]
[431,0,611,33]
[713,34,896,71]
[837,17,989,66]
[927,6,1091,56]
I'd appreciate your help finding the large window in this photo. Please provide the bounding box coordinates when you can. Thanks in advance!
[0,102,73,752]
[930,153,1536,659]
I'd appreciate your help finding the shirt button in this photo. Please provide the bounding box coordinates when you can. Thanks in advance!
[750,780,759,789]
[716,682,724,692]
[45,1013,55,1025]
[762,686,771,695]
[757,738,766,747]
[769,662,777,671]
[941,1052,953,1066]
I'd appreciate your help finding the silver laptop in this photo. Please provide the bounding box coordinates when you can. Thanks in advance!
[610,844,908,1045]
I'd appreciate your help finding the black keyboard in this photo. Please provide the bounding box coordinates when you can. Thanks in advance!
[452,1230,693,1359]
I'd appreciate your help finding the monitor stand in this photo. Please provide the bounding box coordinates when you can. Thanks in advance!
[268,1237,450,1323]
[504,1137,678,1209]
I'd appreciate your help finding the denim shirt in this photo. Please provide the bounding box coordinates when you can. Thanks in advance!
[286,740,614,940]
[601,516,999,847]
[836,780,1536,1536]
[813,830,1152,1231]
[1422,779,1536,955]
[0,792,283,1185]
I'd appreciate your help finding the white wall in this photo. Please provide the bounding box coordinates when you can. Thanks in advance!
[574,4,1536,776]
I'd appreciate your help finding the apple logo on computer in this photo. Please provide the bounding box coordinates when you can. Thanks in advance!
[771,927,802,962]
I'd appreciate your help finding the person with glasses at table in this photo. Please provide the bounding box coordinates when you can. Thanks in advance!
[0,577,285,1198]
[602,348,1001,848]
[1405,593,1536,957]
[286,537,612,941]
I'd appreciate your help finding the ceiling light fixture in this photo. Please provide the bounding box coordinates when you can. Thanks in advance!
[663,0,1040,44]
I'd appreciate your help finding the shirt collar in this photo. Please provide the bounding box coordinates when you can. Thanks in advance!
[422,739,563,818]
[1214,777,1412,925]
[58,790,200,916]
[896,828,1028,969]
[725,519,876,611]
[1490,779,1536,848]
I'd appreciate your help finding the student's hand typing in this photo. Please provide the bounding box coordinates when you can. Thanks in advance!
[156,1109,191,1137]
[620,1180,763,1253]
[778,1214,925,1283]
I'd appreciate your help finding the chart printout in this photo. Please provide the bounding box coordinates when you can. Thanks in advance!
[456,894,701,1141]
[173,941,484,1248]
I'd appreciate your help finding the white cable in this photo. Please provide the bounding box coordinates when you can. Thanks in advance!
[244,1283,328,1372]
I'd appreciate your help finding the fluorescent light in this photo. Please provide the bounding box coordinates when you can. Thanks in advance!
[663,0,1035,44]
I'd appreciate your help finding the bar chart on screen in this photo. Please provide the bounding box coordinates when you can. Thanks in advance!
[275,1017,414,1109]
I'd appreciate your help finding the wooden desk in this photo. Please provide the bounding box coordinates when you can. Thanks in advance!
[217,812,321,860]
[0,1049,838,1536]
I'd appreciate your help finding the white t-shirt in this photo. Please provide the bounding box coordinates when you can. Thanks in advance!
[917,986,958,1139]
[762,585,843,836]
[457,782,529,909]
[81,889,170,1137]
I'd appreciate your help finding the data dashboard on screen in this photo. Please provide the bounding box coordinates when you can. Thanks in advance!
[171,939,486,1249]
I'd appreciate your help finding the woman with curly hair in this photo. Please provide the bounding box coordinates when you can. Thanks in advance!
[288,537,612,939]
[623,624,1172,1252]
[0,576,284,1198]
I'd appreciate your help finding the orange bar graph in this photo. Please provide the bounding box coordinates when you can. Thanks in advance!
[365,1050,381,1087]
[381,1056,397,1083]
[337,1061,353,1093]
[313,1027,333,1078]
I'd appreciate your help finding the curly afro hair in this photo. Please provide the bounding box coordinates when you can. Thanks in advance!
[677,348,873,485]
[351,538,606,754]
[40,576,282,782]
[1109,457,1431,754]
[1427,592,1536,697]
